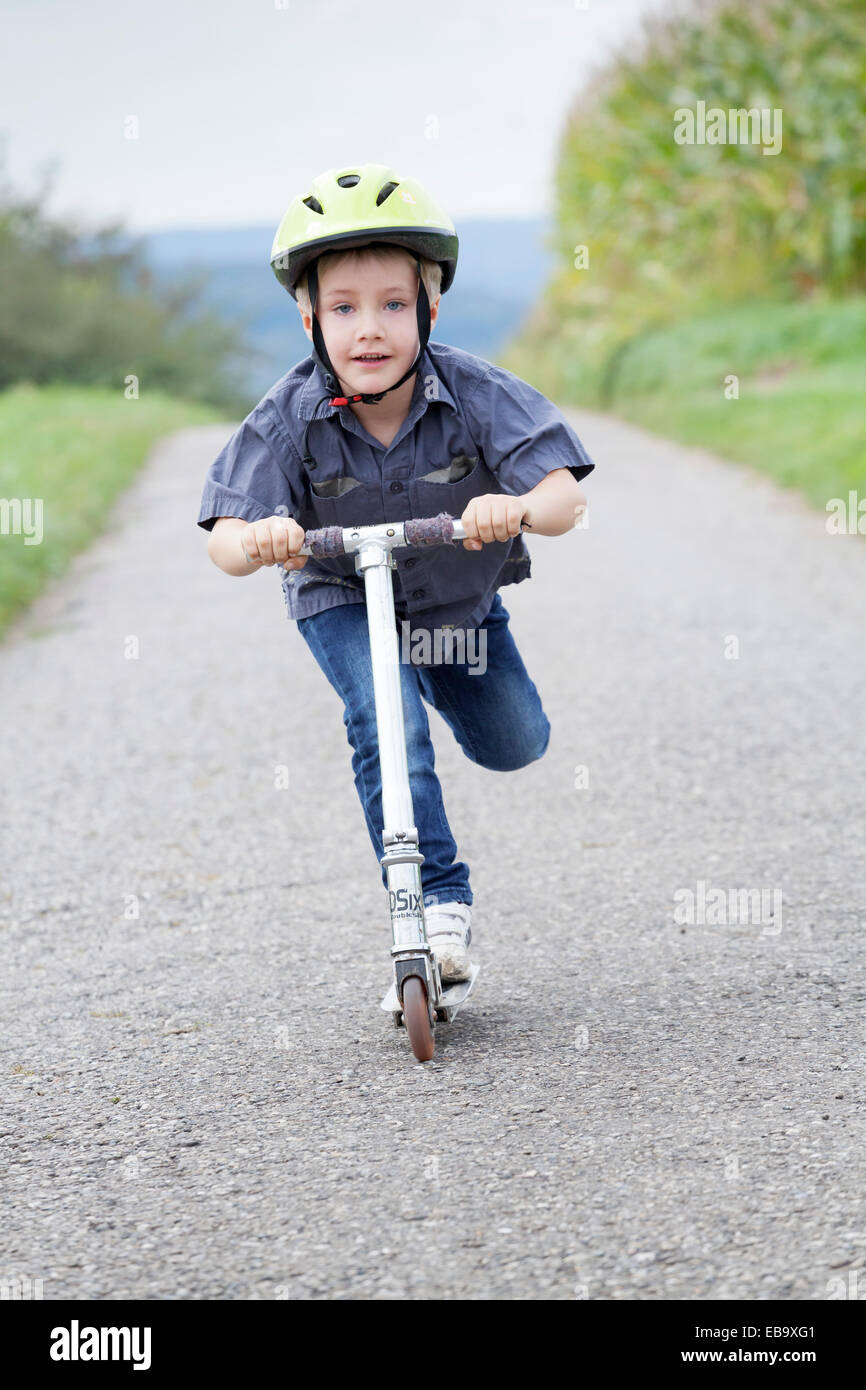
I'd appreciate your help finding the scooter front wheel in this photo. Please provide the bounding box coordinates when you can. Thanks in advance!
[401,975,435,1062]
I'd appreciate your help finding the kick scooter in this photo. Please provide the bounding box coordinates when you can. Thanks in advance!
[297,512,481,1062]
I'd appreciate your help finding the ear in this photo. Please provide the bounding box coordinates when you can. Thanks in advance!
[429,293,441,328]
[298,304,314,341]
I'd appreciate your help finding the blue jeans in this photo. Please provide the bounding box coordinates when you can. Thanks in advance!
[296,592,551,905]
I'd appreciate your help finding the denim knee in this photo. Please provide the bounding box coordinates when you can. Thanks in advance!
[537,714,551,759]
[476,713,550,772]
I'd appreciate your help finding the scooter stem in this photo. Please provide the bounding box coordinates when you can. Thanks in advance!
[354,538,437,991]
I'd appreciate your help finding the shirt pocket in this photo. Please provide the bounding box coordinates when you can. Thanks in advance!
[304,469,382,526]
[418,454,478,485]
[310,474,364,500]
[410,451,497,523]
[302,471,382,579]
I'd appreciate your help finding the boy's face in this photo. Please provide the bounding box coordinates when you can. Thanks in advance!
[299,248,439,397]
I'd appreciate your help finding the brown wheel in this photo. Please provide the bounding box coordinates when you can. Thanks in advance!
[401,975,435,1062]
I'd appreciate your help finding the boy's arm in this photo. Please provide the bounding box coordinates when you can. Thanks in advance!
[208,518,261,575]
[517,467,587,536]
[208,514,308,575]
[197,406,307,563]
[461,468,587,549]
[460,361,595,536]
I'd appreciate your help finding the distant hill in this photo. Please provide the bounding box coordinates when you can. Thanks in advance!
[138,219,555,399]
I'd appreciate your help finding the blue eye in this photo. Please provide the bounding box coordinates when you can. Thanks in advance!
[332,301,405,314]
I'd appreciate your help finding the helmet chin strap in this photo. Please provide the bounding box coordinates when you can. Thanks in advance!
[307,252,431,405]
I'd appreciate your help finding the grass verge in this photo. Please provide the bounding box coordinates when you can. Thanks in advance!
[501,296,866,513]
[0,383,225,637]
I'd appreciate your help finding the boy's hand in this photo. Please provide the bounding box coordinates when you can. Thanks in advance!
[239,515,308,570]
[461,494,530,551]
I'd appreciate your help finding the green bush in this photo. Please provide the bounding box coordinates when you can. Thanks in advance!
[504,0,866,394]
[0,153,252,414]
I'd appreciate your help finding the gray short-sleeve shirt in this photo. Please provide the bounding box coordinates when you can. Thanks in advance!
[197,340,595,635]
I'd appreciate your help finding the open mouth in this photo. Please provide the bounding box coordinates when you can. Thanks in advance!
[353,353,391,363]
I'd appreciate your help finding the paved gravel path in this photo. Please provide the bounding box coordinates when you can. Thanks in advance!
[2,413,864,1301]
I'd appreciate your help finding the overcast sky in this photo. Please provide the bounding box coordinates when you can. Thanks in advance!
[3,0,674,233]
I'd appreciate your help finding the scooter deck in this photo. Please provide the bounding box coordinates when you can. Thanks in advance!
[381,963,480,1024]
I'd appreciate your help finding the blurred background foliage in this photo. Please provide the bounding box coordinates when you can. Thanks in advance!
[500,0,866,508]
[0,149,252,415]
[503,0,866,404]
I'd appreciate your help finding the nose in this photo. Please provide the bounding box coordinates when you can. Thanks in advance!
[354,304,386,335]
[355,318,384,343]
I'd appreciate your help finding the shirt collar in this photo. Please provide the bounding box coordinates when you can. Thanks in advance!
[296,348,458,421]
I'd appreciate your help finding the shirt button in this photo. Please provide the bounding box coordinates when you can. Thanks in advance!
[389,480,403,493]
[404,557,417,569]
[412,588,426,599]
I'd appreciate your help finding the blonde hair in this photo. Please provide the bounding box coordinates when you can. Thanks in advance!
[295,243,442,318]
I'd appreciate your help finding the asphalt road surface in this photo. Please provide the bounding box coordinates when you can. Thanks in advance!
[2,412,864,1300]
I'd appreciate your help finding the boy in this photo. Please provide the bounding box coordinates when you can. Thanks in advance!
[197,163,594,983]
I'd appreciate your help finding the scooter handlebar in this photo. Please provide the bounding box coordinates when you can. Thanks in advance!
[298,512,467,559]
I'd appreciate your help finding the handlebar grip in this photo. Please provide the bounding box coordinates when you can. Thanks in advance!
[302,525,346,558]
[403,513,456,547]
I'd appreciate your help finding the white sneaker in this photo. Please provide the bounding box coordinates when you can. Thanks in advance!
[424,900,473,983]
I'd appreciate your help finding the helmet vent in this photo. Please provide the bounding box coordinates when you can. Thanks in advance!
[302,196,324,215]
[376,181,399,206]
[336,174,360,188]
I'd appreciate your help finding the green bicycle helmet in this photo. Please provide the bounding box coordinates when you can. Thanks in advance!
[271,162,458,301]
[270,163,459,423]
